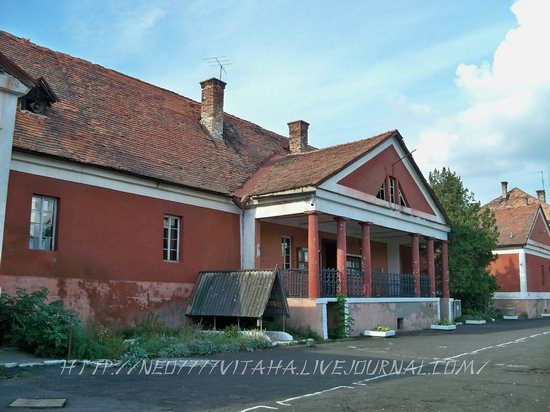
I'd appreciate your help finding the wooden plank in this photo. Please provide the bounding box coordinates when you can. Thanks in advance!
[9,399,67,408]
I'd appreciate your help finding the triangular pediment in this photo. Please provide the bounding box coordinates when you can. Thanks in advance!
[318,137,447,224]
[337,145,436,215]
[528,207,550,247]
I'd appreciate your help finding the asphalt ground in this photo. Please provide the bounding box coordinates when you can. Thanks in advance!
[1,318,549,411]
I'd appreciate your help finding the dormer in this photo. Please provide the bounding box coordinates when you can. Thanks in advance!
[18,77,59,115]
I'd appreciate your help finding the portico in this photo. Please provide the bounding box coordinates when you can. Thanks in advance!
[240,130,453,336]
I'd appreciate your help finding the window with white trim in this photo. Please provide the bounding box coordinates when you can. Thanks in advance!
[29,195,57,250]
[281,236,291,270]
[389,177,396,203]
[163,215,180,262]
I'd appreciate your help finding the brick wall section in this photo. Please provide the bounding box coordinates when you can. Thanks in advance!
[288,120,309,154]
[200,78,226,140]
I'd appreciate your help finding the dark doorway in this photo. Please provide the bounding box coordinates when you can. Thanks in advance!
[322,239,337,269]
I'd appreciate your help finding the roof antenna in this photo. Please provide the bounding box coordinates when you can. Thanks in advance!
[203,56,232,80]
[534,170,545,191]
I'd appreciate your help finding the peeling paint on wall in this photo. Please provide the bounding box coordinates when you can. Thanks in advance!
[0,274,193,326]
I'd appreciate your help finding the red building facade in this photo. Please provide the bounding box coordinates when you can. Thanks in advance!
[485,184,550,318]
[0,31,453,333]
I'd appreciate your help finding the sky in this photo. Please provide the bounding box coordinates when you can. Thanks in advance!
[1,0,548,203]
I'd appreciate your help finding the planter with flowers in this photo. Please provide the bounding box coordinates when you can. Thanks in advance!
[431,319,456,331]
[363,325,395,337]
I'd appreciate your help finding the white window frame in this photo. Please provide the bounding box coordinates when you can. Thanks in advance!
[389,177,396,203]
[29,195,57,251]
[163,215,180,262]
[399,190,408,207]
[377,182,386,200]
[281,236,292,270]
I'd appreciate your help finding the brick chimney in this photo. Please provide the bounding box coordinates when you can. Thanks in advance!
[536,189,546,202]
[501,181,508,201]
[200,78,226,140]
[288,120,309,154]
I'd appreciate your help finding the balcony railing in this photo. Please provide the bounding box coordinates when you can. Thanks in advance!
[347,268,365,297]
[320,268,340,297]
[281,268,432,298]
[281,268,308,298]
[420,274,430,297]
[372,271,414,297]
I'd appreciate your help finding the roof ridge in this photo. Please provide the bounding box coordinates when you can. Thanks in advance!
[482,186,538,208]
[223,112,289,144]
[284,129,397,158]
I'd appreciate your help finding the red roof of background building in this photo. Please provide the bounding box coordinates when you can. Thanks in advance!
[483,187,550,247]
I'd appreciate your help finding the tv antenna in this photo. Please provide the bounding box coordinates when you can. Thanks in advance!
[203,56,232,80]
[533,170,545,191]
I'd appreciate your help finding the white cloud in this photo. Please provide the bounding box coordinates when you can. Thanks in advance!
[415,0,550,199]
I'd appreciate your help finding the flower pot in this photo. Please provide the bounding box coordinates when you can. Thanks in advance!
[431,324,456,331]
[363,330,396,337]
[465,319,486,325]
[503,315,518,320]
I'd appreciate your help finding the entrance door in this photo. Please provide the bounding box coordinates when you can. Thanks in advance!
[322,240,337,269]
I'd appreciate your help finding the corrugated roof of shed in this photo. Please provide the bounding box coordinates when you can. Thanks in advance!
[186,270,289,318]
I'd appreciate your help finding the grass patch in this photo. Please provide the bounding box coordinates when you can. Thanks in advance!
[117,325,272,365]
[1,289,272,361]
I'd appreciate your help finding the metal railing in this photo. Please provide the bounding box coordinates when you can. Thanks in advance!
[281,268,432,298]
[372,271,415,297]
[320,268,340,297]
[280,269,308,298]
[420,274,430,297]
[347,268,365,297]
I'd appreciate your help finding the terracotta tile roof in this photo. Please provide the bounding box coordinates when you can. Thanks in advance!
[483,187,550,247]
[491,204,539,246]
[0,31,290,195]
[243,130,397,196]
[484,187,550,220]
[0,50,36,88]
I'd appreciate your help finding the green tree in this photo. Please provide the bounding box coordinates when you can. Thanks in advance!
[429,168,499,312]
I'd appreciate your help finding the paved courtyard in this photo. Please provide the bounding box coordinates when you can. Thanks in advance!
[1,319,549,411]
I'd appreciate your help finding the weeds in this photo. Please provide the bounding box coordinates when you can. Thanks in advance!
[0,289,273,361]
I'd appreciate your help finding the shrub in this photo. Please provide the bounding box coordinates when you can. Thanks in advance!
[71,327,107,360]
[238,336,272,352]
[98,332,128,359]
[121,346,148,366]
[433,320,454,326]
[188,340,216,356]
[0,288,77,357]
[140,336,180,357]
[214,341,241,353]
[283,325,322,341]
[371,325,392,332]
[461,309,488,321]
[158,343,191,358]
[223,325,240,338]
